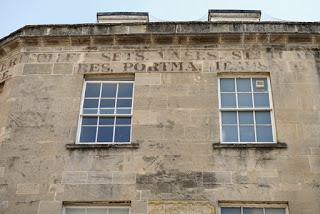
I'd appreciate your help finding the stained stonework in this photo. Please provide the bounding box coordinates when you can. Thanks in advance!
[0,21,319,214]
[148,201,215,214]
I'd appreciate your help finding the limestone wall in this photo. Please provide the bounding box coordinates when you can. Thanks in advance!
[0,41,319,214]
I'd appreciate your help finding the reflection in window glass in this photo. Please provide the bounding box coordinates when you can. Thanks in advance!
[85,83,100,97]
[243,208,264,214]
[97,127,114,142]
[117,99,132,108]
[221,207,287,214]
[116,109,132,114]
[265,208,286,214]
[254,93,269,107]
[221,94,237,108]
[115,126,131,142]
[83,99,99,108]
[221,207,241,214]
[83,109,98,114]
[101,83,117,97]
[239,112,254,124]
[99,118,114,125]
[237,78,251,92]
[65,208,86,214]
[87,208,108,214]
[255,111,271,124]
[238,93,253,107]
[80,127,97,142]
[100,99,115,108]
[109,208,130,214]
[256,126,273,142]
[222,126,238,142]
[65,207,130,214]
[116,117,131,125]
[240,126,255,142]
[118,83,133,97]
[220,78,235,92]
[222,112,237,124]
[82,117,98,125]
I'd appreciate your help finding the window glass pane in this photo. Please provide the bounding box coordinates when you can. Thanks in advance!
[83,109,98,114]
[100,99,115,108]
[221,207,241,214]
[221,94,236,108]
[237,78,251,92]
[118,83,133,97]
[265,208,286,214]
[116,117,131,125]
[222,112,237,124]
[109,208,130,214]
[254,93,270,107]
[239,112,254,124]
[243,208,264,214]
[114,126,131,142]
[80,81,134,144]
[87,208,108,214]
[80,127,97,142]
[97,127,113,142]
[116,109,132,114]
[83,99,99,108]
[222,126,238,142]
[240,126,255,142]
[99,117,114,125]
[255,111,271,124]
[82,117,98,125]
[238,93,253,108]
[256,126,273,142]
[100,109,115,114]
[101,83,117,97]
[253,78,268,92]
[117,99,132,108]
[65,208,86,214]
[85,83,101,97]
[220,79,235,92]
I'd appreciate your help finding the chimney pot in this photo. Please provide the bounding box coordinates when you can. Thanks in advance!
[97,12,149,24]
[208,10,261,22]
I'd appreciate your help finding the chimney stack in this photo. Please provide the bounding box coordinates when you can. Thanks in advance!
[97,12,149,24]
[208,10,261,22]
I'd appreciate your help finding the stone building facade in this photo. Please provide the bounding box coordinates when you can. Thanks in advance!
[0,10,319,214]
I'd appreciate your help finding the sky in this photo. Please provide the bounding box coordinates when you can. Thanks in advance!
[1,0,320,38]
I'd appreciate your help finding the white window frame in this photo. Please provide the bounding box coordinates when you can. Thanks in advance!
[76,80,134,144]
[218,76,277,144]
[219,203,289,214]
[62,206,131,214]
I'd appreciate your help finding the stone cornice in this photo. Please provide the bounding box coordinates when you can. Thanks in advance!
[1,22,320,58]
[2,21,320,43]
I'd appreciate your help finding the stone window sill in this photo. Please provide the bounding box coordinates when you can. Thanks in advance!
[212,142,287,149]
[66,143,139,150]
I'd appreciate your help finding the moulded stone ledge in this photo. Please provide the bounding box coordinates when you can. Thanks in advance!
[212,142,288,149]
[65,143,139,150]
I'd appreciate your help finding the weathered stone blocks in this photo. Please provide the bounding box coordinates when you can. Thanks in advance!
[309,157,320,173]
[23,64,53,74]
[16,183,40,194]
[53,63,74,74]
[0,27,320,213]
[37,201,62,214]
[0,167,4,177]
[148,201,215,214]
